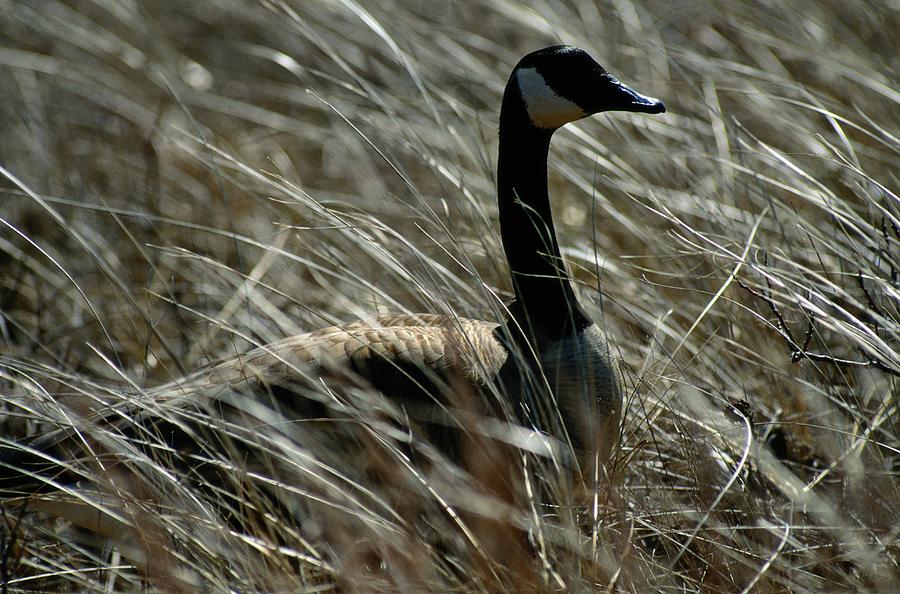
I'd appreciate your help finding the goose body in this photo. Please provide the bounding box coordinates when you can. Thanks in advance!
[1,46,664,490]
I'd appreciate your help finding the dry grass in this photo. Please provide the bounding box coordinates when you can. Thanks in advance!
[1,0,897,591]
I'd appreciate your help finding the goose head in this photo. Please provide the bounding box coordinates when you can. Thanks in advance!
[505,45,665,131]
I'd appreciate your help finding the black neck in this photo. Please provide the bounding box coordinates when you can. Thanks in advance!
[497,90,591,341]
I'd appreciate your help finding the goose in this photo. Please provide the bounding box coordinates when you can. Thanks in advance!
[1,46,664,493]
[163,45,664,471]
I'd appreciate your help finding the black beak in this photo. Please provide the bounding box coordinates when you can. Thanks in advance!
[605,76,666,114]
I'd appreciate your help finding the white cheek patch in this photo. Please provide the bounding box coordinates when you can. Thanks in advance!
[516,67,587,129]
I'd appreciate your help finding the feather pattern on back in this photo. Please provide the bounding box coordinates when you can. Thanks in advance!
[168,315,508,397]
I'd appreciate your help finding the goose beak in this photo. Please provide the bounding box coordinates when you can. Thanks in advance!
[604,77,666,114]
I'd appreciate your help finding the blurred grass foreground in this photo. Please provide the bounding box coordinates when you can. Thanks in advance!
[1,1,898,592]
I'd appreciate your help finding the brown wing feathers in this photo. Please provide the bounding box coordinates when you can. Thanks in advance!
[186,315,508,396]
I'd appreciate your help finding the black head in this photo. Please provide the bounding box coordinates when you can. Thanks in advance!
[509,45,665,130]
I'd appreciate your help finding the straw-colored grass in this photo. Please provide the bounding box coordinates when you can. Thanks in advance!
[1,0,897,591]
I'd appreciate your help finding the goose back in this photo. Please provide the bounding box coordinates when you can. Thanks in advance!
[183,315,507,395]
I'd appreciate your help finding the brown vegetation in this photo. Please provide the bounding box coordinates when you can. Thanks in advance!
[1,0,897,591]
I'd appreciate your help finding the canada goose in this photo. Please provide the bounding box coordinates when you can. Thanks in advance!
[165,45,664,472]
[1,46,664,491]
